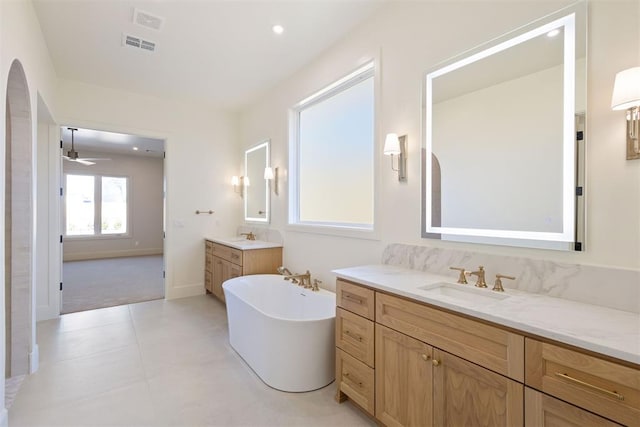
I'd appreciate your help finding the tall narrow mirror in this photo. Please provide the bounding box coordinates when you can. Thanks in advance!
[423,2,586,251]
[244,140,270,223]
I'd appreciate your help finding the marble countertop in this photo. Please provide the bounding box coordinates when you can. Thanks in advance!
[333,264,640,365]
[206,237,283,251]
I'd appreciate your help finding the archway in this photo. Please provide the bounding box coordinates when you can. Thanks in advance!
[5,60,33,379]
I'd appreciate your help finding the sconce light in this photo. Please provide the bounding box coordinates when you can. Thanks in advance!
[264,166,279,195]
[611,66,640,160]
[231,175,249,197]
[383,133,407,181]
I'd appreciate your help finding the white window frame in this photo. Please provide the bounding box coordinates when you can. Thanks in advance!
[63,173,131,239]
[288,60,380,239]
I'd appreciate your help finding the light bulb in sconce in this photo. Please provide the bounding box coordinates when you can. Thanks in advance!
[231,176,240,186]
[383,133,407,181]
[264,167,274,180]
[611,66,640,160]
[264,166,279,195]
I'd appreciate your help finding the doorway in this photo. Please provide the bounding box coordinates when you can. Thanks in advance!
[59,127,165,313]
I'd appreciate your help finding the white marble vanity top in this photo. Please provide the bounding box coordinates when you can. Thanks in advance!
[333,264,640,365]
[206,237,283,251]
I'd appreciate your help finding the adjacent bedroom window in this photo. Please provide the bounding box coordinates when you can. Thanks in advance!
[289,61,375,232]
[65,174,128,237]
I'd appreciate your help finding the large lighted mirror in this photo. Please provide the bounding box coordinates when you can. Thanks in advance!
[244,140,270,223]
[423,3,586,251]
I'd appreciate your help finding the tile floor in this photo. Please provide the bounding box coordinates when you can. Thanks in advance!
[9,295,374,426]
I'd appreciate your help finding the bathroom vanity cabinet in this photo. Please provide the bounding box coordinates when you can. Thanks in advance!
[204,239,282,302]
[334,278,639,427]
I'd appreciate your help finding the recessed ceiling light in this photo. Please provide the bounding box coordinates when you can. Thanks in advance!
[133,147,139,151]
[272,24,284,35]
[547,29,560,38]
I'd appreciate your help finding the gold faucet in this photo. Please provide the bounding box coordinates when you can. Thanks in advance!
[493,274,515,292]
[466,266,487,288]
[240,232,256,241]
[283,270,311,287]
[449,266,468,284]
[312,279,322,292]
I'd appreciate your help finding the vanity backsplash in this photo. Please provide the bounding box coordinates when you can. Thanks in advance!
[382,243,639,314]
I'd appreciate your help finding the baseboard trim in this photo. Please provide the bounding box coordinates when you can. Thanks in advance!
[63,248,163,262]
[0,407,7,427]
[165,282,205,300]
[29,344,39,374]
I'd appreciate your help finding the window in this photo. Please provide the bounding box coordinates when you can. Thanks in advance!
[65,174,128,237]
[289,62,375,231]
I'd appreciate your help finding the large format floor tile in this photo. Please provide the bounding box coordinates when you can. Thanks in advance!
[9,295,374,426]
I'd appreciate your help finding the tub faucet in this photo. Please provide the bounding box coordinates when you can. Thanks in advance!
[284,270,311,287]
[277,266,292,276]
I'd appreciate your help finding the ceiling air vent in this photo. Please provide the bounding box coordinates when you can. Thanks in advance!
[133,9,165,31]
[122,33,157,53]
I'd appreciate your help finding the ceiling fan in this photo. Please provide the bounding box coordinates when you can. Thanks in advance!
[62,127,110,165]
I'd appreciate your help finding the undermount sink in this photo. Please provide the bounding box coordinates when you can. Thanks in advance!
[418,282,510,304]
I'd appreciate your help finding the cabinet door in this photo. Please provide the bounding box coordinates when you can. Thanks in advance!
[376,324,433,427]
[433,348,523,427]
[204,269,213,293]
[525,388,621,427]
[212,257,225,301]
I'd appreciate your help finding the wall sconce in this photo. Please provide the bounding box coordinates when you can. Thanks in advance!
[264,166,279,195]
[383,133,407,181]
[611,66,640,160]
[231,175,249,197]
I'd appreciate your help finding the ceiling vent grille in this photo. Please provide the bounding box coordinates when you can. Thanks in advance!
[133,9,165,31]
[122,33,157,52]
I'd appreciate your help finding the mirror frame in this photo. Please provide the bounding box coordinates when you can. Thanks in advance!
[423,6,583,250]
[244,140,270,223]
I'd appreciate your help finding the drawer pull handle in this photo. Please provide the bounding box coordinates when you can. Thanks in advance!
[231,253,240,259]
[432,359,440,367]
[344,294,363,304]
[555,372,624,401]
[421,354,431,361]
[344,372,363,388]
[344,330,363,342]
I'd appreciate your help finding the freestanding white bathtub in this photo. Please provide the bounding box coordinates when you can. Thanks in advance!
[222,274,336,392]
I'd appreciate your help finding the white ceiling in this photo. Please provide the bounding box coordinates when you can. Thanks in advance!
[33,0,383,111]
[61,127,165,158]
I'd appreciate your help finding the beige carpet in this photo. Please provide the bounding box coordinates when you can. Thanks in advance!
[62,255,165,314]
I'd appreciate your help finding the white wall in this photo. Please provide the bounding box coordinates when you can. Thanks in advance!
[55,79,241,299]
[62,150,164,261]
[0,0,60,421]
[240,0,640,291]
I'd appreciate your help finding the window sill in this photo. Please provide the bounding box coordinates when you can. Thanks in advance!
[285,223,380,241]
[64,234,131,241]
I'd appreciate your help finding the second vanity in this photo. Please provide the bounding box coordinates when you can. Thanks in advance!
[205,237,282,302]
[333,264,639,427]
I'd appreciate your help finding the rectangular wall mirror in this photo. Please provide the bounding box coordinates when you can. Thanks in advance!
[244,140,270,223]
[422,2,586,251]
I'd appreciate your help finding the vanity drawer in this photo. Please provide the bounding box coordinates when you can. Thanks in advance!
[336,348,374,416]
[525,338,639,427]
[336,308,374,367]
[376,292,524,381]
[210,242,243,266]
[336,279,375,320]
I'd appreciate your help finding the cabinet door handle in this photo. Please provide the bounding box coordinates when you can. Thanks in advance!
[555,372,624,401]
[344,330,363,342]
[343,293,363,304]
[432,359,440,367]
[421,354,431,361]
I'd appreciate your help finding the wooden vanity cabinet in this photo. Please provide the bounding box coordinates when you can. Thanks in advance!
[204,240,282,303]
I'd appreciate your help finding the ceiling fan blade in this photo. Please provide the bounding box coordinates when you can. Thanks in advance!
[75,159,95,166]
